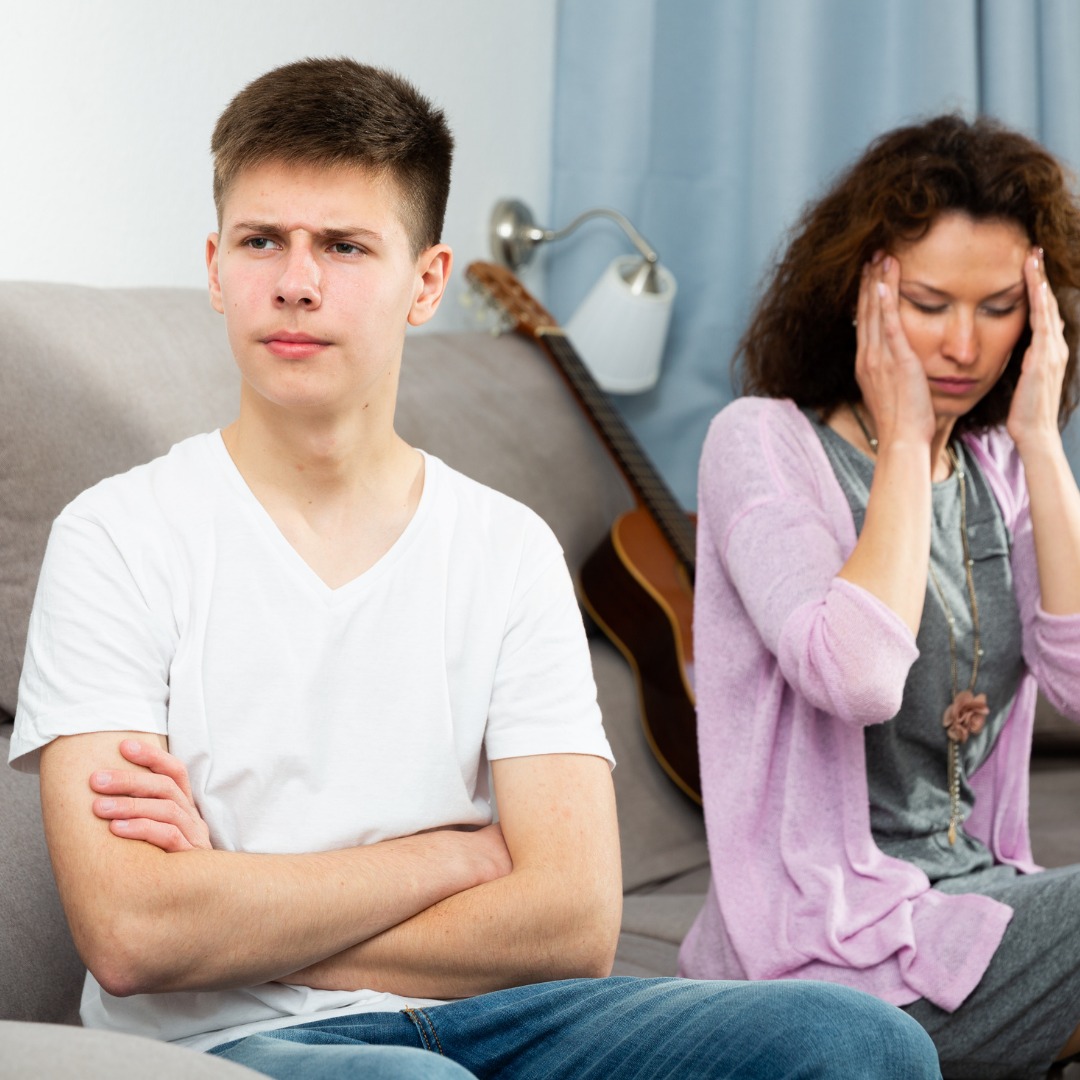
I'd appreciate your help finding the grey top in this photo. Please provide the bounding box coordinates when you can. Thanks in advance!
[804,409,1025,883]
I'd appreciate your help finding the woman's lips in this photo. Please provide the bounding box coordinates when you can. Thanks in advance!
[929,377,978,395]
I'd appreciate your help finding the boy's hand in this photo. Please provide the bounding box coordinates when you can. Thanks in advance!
[90,739,212,852]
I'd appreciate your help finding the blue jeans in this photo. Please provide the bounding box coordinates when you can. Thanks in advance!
[210,976,941,1079]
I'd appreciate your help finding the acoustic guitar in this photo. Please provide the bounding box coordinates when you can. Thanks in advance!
[466,261,700,803]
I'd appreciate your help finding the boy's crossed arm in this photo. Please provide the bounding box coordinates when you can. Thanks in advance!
[40,732,621,1000]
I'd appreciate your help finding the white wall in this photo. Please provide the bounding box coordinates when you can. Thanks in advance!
[0,1,556,330]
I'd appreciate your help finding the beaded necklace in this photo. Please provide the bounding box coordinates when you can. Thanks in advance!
[850,403,988,845]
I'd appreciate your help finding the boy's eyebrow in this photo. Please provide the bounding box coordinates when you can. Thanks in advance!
[230,220,385,242]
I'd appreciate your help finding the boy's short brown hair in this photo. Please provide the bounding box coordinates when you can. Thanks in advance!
[211,57,454,257]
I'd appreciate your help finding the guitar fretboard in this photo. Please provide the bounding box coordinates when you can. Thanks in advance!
[539,331,696,578]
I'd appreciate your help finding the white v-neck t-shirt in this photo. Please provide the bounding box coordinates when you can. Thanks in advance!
[10,432,612,1051]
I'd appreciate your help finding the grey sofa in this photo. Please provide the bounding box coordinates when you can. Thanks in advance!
[0,283,709,1073]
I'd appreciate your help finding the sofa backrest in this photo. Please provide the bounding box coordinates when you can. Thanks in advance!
[0,282,704,1025]
[0,283,634,720]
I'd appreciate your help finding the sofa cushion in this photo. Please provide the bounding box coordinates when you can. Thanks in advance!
[0,1021,260,1078]
[0,724,84,1024]
[590,640,707,891]
[612,895,707,978]
[395,330,636,579]
[0,285,239,719]
[0,283,634,718]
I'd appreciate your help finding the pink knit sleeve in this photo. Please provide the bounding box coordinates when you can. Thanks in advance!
[1011,504,1080,721]
[704,400,919,725]
[965,431,1080,722]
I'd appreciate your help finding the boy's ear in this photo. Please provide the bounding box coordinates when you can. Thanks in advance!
[207,233,224,315]
[408,244,453,327]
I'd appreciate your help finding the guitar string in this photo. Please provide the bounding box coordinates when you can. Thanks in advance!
[482,313,693,553]
[545,337,697,571]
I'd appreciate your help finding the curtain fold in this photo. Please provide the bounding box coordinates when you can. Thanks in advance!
[549,0,1080,506]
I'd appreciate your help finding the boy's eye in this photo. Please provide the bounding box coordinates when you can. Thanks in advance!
[332,242,362,255]
[245,237,279,251]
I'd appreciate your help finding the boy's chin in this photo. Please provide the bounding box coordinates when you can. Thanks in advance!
[246,376,357,414]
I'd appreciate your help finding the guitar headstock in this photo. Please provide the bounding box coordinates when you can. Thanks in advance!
[465,261,562,340]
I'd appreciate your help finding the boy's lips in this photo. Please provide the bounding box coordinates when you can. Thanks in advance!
[262,332,331,360]
[928,376,979,395]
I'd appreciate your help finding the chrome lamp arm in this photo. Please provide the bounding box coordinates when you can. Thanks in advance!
[490,199,661,294]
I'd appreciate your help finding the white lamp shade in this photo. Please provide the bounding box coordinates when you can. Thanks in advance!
[565,255,677,394]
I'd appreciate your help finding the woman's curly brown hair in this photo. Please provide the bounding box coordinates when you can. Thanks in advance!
[737,114,1080,432]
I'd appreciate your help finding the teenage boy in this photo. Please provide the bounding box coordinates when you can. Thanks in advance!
[10,59,939,1080]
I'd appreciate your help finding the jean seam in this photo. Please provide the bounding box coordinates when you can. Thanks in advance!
[416,1008,445,1056]
[402,1008,433,1053]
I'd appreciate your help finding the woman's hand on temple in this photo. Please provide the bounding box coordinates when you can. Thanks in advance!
[1007,249,1069,454]
[837,253,934,637]
[855,253,936,453]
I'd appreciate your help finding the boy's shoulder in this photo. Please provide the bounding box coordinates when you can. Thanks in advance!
[61,431,221,533]
[426,453,565,562]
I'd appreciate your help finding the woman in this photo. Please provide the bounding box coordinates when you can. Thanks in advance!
[679,115,1080,1079]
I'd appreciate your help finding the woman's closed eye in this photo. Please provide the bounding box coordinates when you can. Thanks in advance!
[981,299,1024,317]
[899,293,1024,317]
[900,293,947,314]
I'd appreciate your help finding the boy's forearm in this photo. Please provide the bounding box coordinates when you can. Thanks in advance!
[41,731,507,997]
[286,755,625,999]
[59,833,493,996]
[283,863,622,999]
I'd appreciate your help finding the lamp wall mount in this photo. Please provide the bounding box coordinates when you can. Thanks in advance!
[489,199,662,294]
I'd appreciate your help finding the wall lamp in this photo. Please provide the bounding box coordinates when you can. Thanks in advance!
[488,199,676,393]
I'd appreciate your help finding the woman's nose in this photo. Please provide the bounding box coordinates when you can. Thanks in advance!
[942,311,978,365]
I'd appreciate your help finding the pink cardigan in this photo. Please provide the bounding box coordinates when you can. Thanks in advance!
[678,397,1080,1012]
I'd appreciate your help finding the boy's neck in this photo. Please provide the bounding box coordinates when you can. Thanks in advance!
[222,375,412,501]
[219,376,425,591]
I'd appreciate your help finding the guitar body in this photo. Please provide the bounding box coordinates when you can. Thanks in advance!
[579,508,700,802]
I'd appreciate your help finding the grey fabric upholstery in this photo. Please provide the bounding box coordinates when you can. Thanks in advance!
[0,282,706,1034]
[0,285,240,721]
[590,640,707,891]
[0,1021,261,1078]
[0,723,83,1025]
[612,894,708,978]
[395,331,636,578]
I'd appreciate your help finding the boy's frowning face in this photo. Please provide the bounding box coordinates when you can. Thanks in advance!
[207,161,449,415]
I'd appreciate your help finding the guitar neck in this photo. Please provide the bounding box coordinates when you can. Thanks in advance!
[536,330,696,577]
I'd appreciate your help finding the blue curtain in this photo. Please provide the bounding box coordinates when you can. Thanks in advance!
[547,0,1080,508]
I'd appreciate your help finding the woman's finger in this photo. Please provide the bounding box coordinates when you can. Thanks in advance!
[110,817,195,854]
[119,738,197,805]
[1026,251,1048,332]
[864,258,885,365]
[855,262,872,357]
[1028,252,1068,364]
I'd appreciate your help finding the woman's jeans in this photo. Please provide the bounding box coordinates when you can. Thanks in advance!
[211,976,941,1080]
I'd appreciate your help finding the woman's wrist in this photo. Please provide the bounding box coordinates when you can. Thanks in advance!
[1010,424,1066,463]
[873,434,933,467]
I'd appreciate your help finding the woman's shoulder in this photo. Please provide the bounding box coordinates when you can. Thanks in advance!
[701,396,830,498]
[706,394,801,437]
